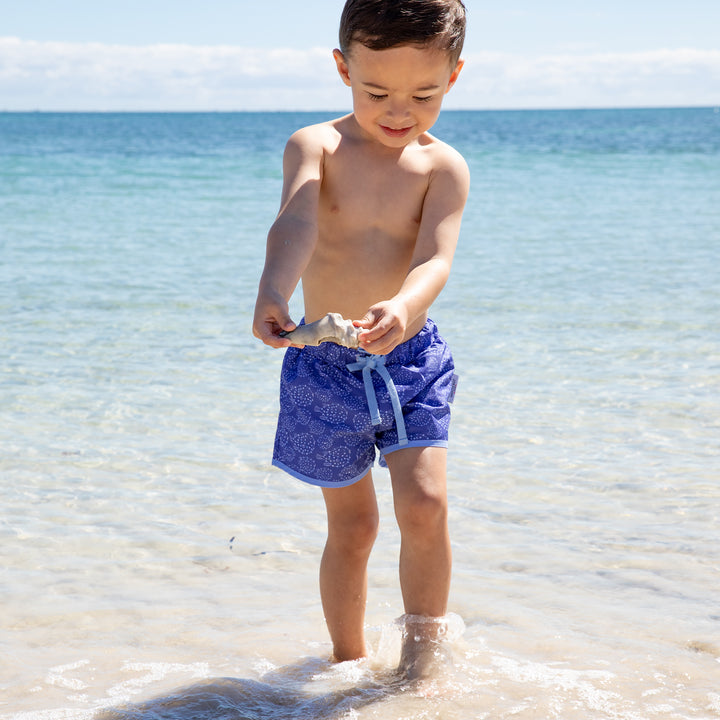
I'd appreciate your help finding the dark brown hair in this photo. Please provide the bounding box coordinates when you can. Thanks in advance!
[339,0,466,64]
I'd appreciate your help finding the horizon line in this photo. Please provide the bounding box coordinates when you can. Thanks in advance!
[2,105,718,114]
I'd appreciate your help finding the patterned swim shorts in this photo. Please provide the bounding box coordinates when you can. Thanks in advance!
[272,319,458,487]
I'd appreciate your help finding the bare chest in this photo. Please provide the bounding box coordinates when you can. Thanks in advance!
[319,145,430,237]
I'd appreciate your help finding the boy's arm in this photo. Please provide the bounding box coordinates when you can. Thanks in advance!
[357,149,470,355]
[253,127,324,348]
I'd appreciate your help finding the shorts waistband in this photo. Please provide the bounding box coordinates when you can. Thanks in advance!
[295,318,441,368]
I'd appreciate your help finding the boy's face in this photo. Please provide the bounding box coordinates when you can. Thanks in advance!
[334,43,463,149]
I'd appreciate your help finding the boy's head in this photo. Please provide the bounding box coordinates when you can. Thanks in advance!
[334,0,466,148]
[339,0,466,66]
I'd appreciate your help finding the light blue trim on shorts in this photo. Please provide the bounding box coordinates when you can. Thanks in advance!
[272,459,372,488]
[379,439,449,463]
[273,439,449,488]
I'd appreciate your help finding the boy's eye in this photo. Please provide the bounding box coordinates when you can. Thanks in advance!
[367,92,387,101]
[414,95,433,103]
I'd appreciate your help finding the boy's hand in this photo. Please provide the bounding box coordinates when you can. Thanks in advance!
[355,300,408,355]
[253,293,297,349]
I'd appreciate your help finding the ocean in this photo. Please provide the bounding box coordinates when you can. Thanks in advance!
[1,108,719,719]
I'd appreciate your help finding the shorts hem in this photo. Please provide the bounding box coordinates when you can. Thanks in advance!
[272,459,373,488]
[380,439,449,460]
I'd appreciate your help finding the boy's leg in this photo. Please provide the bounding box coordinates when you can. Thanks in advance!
[385,446,451,617]
[320,470,379,662]
[385,446,452,679]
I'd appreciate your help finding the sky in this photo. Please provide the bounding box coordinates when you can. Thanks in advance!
[1,0,719,111]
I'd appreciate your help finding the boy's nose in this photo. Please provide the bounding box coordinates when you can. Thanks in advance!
[387,99,410,121]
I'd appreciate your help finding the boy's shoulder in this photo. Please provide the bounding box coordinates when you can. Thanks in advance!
[285,117,345,155]
[414,132,470,196]
[422,131,468,172]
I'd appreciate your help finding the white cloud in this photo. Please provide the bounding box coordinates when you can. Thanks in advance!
[0,37,346,110]
[454,48,720,109]
[1,37,719,111]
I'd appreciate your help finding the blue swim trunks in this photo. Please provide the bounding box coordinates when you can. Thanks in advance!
[272,319,458,487]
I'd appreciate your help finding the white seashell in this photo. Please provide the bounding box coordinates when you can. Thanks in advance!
[280,312,360,348]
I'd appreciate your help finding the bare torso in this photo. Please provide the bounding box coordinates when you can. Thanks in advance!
[302,115,440,341]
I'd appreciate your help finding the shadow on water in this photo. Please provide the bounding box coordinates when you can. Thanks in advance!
[96,657,406,720]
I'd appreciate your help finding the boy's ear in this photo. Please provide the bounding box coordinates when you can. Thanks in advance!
[445,58,464,94]
[333,49,352,87]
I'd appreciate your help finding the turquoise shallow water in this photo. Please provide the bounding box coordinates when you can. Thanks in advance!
[1,109,719,718]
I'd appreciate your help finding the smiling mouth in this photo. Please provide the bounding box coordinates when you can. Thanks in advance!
[380,125,412,138]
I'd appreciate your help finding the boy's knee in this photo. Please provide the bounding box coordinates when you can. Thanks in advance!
[329,510,379,553]
[396,488,448,537]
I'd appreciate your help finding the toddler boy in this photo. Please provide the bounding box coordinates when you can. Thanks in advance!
[253,0,468,677]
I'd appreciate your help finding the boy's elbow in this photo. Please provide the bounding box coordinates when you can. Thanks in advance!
[409,255,452,286]
[435,257,452,288]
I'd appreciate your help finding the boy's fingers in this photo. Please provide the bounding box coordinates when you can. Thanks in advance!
[267,307,296,335]
[253,311,297,348]
[278,315,296,333]
[354,313,375,330]
[358,323,380,343]
[360,333,400,356]
[273,317,296,346]
[359,323,397,351]
[265,330,293,349]
[355,308,386,337]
